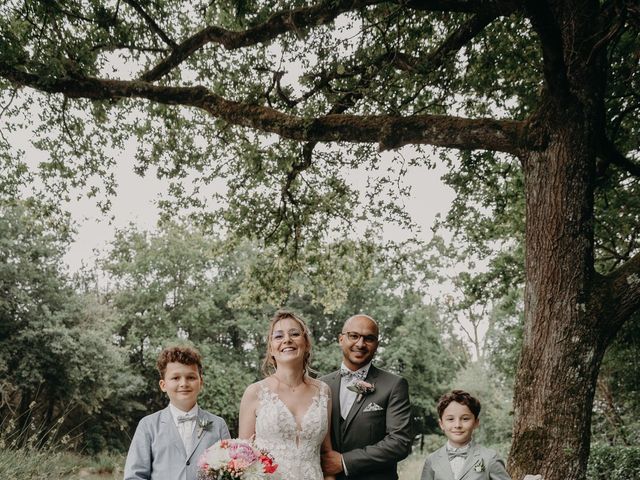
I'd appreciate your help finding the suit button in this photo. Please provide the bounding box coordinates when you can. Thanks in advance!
[186,461,190,465]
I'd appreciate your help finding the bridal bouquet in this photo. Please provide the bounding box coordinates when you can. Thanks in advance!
[197,438,279,479]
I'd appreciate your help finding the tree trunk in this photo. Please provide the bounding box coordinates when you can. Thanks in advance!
[506,3,627,477]
[510,99,609,479]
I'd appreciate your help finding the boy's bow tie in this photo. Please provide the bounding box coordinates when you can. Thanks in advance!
[177,414,195,423]
[447,448,468,460]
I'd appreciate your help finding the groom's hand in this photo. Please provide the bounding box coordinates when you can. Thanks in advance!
[321,450,344,475]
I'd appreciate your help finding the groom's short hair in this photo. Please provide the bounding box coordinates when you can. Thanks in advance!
[437,390,481,419]
[156,345,204,378]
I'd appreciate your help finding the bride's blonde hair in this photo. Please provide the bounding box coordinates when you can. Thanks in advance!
[261,310,314,377]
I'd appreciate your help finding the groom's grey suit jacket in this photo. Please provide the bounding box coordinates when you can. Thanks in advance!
[124,405,230,480]
[321,365,412,480]
[420,441,511,480]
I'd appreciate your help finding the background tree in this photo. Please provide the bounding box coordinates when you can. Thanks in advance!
[99,219,458,437]
[1,1,639,478]
[100,221,270,432]
[0,199,141,453]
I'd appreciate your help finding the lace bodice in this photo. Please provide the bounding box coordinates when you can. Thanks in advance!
[255,381,329,480]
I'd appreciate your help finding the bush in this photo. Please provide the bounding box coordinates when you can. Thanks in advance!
[587,444,640,480]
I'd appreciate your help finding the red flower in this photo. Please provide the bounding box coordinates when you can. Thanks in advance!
[260,454,278,474]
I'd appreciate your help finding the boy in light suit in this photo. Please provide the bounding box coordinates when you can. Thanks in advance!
[124,345,230,480]
[420,390,511,480]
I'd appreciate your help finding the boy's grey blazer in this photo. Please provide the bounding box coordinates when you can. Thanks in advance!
[321,365,412,480]
[124,406,230,480]
[420,441,511,480]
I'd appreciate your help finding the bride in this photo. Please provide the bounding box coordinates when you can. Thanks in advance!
[239,310,336,480]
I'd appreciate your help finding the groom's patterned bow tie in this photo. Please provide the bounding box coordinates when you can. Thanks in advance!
[447,448,468,461]
[340,368,366,381]
[177,414,195,424]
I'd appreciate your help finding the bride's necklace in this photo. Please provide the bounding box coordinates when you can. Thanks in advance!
[273,374,304,392]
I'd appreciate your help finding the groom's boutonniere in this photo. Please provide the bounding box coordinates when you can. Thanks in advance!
[347,380,375,402]
[197,418,214,439]
[473,459,485,473]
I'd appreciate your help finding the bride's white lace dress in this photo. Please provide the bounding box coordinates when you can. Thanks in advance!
[255,381,329,480]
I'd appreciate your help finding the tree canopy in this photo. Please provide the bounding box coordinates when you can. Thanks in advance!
[1,1,640,479]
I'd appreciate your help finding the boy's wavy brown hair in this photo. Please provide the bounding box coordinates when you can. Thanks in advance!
[156,345,204,379]
[437,389,482,419]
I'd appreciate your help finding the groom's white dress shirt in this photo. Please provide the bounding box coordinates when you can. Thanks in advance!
[338,361,372,476]
[339,362,371,419]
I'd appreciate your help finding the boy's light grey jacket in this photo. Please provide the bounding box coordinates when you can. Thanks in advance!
[420,441,511,480]
[124,406,230,480]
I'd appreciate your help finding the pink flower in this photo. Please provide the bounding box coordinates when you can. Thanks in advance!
[197,438,278,479]
[229,441,258,464]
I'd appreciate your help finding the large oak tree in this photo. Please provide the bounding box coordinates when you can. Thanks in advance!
[1,1,639,478]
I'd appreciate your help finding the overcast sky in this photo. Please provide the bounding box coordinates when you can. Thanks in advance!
[8,124,455,272]
[62,149,456,272]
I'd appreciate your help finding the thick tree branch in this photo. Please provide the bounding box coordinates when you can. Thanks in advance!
[123,0,178,49]
[302,0,521,111]
[0,64,523,154]
[366,10,504,75]
[523,0,570,97]
[140,0,517,83]
[405,0,518,15]
[140,0,386,82]
[293,10,505,109]
[422,10,502,70]
[598,137,640,178]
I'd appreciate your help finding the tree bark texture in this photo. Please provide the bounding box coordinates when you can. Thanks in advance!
[512,106,602,480]
[509,4,627,477]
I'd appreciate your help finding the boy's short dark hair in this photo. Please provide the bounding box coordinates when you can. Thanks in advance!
[156,345,204,379]
[437,390,481,419]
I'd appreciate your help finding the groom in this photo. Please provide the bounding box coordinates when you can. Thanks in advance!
[321,314,412,480]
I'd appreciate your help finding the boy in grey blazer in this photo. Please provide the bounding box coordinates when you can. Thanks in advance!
[420,390,510,480]
[124,345,230,480]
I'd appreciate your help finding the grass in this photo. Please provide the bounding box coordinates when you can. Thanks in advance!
[398,452,428,480]
[0,449,123,479]
[1,449,420,479]
[0,399,123,479]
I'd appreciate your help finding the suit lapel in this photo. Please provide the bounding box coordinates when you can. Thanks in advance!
[434,446,456,480]
[160,406,186,456]
[326,371,342,449]
[343,365,379,432]
[459,441,481,479]
[187,410,207,460]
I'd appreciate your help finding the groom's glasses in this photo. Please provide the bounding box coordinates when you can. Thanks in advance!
[272,329,303,342]
[341,331,378,344]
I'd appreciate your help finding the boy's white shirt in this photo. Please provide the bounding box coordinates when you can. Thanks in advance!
[447,440,470,479]
[168,403,198,426]
[168,403,198,451]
